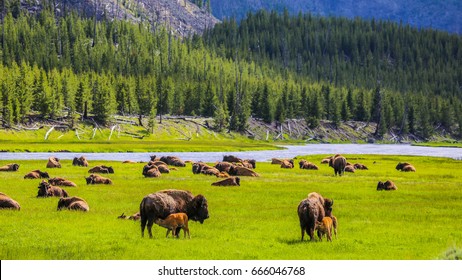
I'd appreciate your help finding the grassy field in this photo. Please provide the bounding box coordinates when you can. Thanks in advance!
[0,155,461,260]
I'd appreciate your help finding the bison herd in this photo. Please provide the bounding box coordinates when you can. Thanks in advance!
[1,153,416,242]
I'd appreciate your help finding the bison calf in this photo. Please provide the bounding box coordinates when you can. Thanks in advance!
[155,212,190,238]
[316,216,334,242]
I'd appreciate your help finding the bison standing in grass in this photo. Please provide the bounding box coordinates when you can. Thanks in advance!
[155,213,190,239]
[0,192,20,210]
[57,196,89,211]
[298,192,334,241]
[329,154,347,176]
[139,189,209,238]
[24,170,50,179]
[0,163,20,172]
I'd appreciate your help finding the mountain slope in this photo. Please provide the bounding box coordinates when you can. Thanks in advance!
[210,0,462,34]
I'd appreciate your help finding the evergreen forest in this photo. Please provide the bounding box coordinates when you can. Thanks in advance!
[1,3,462,140]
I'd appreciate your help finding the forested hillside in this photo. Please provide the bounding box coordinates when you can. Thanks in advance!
[1,4,461,141]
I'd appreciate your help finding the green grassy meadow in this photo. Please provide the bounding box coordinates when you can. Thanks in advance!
[0,155,461,260]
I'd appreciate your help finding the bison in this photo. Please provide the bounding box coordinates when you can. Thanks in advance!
[297,192,334,241]
[271,158,287,165]
[0,163,20,172]
[57,196,89,211]
[316,216,334,242]
[329,154,347,176]
[139,189,209,238]
[299,160,319,170]
[24,170,50,179]
[72,156,89,167]
[344,164,355,173]
[0,192,20,210]
[155,212,190,239]
[142,165,161,178]
[377,180,398,191]
[214,162,234,173]
[48,177,77,187]
[85,174,112,185]
[46,157,61,168]
[396,162,416,172]
[211,176,240,187]
[354,163,368,170]
[223,155,242,163]
[160,156,186,167]
[88,165,114,174]
[37,181,68,198]
[280,159,295,169]
[242,159,256,169]
[228,165,260,177]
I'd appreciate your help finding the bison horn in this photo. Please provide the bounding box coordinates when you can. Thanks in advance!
[331,199,334,206]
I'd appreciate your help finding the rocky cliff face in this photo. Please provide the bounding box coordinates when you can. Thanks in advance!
[20,0,220,36]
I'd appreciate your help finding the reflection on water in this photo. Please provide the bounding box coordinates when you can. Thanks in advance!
[1,144,461,162]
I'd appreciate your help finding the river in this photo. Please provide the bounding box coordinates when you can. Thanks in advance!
[0,144,461,162]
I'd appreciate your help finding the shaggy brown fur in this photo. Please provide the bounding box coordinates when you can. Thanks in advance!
[316,217,334,242]
[48,177,77,187]
[142,165,162,178]
[354,163,368,170]
[271,158,287,165]
[242,159,256,169]
[160,156,186,167]
[298,192,334,241]
[72,156,89,167]
[211,176,240,187]
[344,165,355,173]
[228,165,260,177]
[155,213,190,238]
[396,162,416,172]
[377,180,398,191]
[192,162,218,175]
[85,174,113,185]
[46,157,61,168]
[140,189,209,238]
[280,159,295,169]
[24,170,50,179]
[0,192,20,210]
[214,162,234,173]
[0,163,20,172]
[329,155,347,176]
[37,181,69,198]
[299,160,319,170]
[320,157,331,164]
[57,196,89,211]
[223,155,242,163]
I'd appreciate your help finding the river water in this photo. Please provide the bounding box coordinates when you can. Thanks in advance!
[1,144,461,162]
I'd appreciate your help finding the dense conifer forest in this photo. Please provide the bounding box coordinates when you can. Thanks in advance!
[1,2,461,140]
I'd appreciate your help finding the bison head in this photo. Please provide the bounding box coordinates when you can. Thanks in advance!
[57,197,66,210]
[324,198,334,216]
[377,181,385,190]
[37,181,51,197]
[187,194,209,224]
[40,171,50,178]
[11,163,20,171]
[246,159,256,169]
[235,176,241,186]
[192,163,202,174]
[85,176,93,185]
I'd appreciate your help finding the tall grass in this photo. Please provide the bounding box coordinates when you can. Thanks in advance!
[0,155,461,259]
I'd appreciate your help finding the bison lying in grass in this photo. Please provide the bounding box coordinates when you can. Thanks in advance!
[46,157,61,168]
[139,189,209,238]
[228,165,260,177]
[155,212,190,239]
[24,170,50,179]
[160,156,186,167]
[299,160,319,170]
[57,196,89,211]
[0,163,20,172]
[48,177,77,187]
[37,181,68,198]
[85,174,112,185]
[0,192,20,210]
[72,156,89,167]
[377,180,398,191]
[211,176,240,187]
[298,192,334,241]
[396,162,416,172]
[142,164,162,178]
[280,159,295,169]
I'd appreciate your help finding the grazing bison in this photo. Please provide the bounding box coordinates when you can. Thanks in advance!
[48,177,77,187]
[316,216,334,242]
[155,213,190,238]
[85,174,112,185]
[0,163,20,172]
[396,162,416,172]
[299,160,319,170]
[24,170,50,179]
[139,189,209,238]
[57,196,89,211]
[329,154,347,176]
[228,165,260,177]
[160,156,186,167]
[211,176,240,187]
[37,181,68,198]
[297,192,334,241]
[377,180,398,191]
[354,163,368,170]
[280,159,295,169]
[142,165,161,178]
[46,157,61,168]
[0,192,20,210]
[72,156,89,167]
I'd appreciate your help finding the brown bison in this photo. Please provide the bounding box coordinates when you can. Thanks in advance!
[329,154,347,176]
[344,164,355,173]
[242,159,256,169]
[354,163,368,170]
[57,196,89,211]
[316,216,334,242]
[48,177,77,187]
[24,170,50,179]
[139,189,209,238]
[297,192,334,241]
[271,158,287,165]
[46,157,61,168]
[377,180,398,191]
[214,162,234,173]
[211,176,240,187]
[88,165,114,174]
[142,165,161,178]
[299,160,319,170]
[155,213,190,238]
[0,163,20,172]
[228,165,260,177]
[396,162,416,172]
[160,156,186,167]
[85,174,113,185]
[320,157,331,164]
[280,159,295,169]
[223,155,242,163]
[72,156,89,167]
[150,155,161,162]
[192,162,218,175]
[37,181,68,198]
[0,192,20,210]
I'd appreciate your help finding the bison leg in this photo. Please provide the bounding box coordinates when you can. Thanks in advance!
[309,227,316,241]
[175,227,181,237]
[184,227,190,239]
[141,217,147,238]
[300,227,305,241]
[166,229,171,238]
[146,219,154,239]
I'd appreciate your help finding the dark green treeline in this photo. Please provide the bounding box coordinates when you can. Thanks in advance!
[1,5,461,139]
